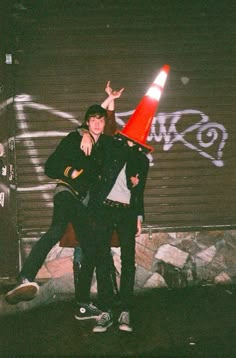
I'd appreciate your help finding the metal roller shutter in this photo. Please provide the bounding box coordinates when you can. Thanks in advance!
[11,0,236,238]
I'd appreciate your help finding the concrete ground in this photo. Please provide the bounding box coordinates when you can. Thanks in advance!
[0,282,236,357]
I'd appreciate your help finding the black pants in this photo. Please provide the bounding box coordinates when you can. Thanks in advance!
[20,191,90,281]
[76,210,114,310]
[78,204,137,311]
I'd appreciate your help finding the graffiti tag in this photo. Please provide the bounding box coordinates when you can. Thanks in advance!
[0,192,5,207]
[0,94,229,169]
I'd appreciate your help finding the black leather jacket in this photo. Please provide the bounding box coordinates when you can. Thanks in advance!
[90,137,149,219]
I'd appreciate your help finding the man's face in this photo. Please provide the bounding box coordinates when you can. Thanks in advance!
[87,115,106,137]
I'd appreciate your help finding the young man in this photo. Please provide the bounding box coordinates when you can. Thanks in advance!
[75,104,150,333]
[73,82,121,304]
[89,138,149,333]
[5,86,123,306]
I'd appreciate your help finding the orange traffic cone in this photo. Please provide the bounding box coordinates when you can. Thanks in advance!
[116,64,170,152]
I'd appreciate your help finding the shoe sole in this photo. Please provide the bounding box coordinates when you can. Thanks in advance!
[5,282,39,304]
[74,314,101,321]
[93,321,113,333]
[119,324,133,332]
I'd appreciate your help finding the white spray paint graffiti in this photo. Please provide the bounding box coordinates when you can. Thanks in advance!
[0,192,5,207]
[0,94,229,196]
[13,94,79,200]
[116,109,228,168]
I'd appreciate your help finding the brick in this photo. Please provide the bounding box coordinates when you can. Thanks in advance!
[136,245,155,271]
[45,256,73,278]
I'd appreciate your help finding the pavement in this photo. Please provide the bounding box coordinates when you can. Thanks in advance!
[0,281,236,357]
[0,274,75,317]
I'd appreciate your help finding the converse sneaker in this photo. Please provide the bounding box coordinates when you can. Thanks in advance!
[74,303,102,320]
[5,278,39,305]
[118,311,133,332]
[92,311,113,333]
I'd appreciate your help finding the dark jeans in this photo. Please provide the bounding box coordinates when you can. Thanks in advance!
[104,206,137,311]
[78,204,136,311]
[76,213,114,309]
[20,191,90,281]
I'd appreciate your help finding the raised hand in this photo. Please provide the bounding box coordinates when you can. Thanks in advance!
[105,81,124,99]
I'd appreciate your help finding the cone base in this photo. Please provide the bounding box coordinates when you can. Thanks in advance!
[115,131,154,153]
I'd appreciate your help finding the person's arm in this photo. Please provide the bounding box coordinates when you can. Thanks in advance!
[104,110,116,136]
[101,81,124,110]
[128,153,150,235]
[136,219,142,237]
[79,131,95,156]
[45,132,84,181]
[103,81,124,136]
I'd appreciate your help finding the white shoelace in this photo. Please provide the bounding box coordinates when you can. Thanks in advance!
[120,312,130,325]
[97,312,111,324]
[88,303,100,312]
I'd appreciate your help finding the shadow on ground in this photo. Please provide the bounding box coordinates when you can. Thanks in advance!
[0,285,236,357]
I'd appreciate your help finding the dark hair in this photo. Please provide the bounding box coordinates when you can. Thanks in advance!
[84,104,107,123]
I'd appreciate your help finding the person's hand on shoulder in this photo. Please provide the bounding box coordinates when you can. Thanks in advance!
[80,132,94,156]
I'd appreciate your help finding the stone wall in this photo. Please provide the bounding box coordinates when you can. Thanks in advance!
[31,230,236,292]
[135,230,236,290]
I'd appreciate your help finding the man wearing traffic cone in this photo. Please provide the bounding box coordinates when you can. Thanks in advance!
[76,65,170,333]
[116,64,170,152]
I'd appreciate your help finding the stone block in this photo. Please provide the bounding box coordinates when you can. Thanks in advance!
[135,234,147,246]
[155,244,189,269]
[136,244,155,271]
[177,238,200,255]
[45,256,73,278]
[143,272,167,289]
[196,245,216,263]
[59,247,74,258]
[46,243,62,261]
[143,232,170,251]
[36,265,51,280]
[135,265,152,288]
[214,272,232,284]
[112,250,121,275]
[196,231,225,247]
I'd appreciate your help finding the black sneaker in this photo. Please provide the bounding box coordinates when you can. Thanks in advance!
[74,303,102,320]
[5,278,39,305]
[92,311,113,333]
[118,311,133,332]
